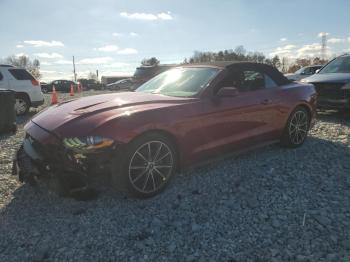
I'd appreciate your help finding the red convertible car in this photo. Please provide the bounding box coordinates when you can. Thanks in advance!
[13,62,317,198]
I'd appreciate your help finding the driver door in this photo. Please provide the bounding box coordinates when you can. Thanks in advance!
[187,69,282,159]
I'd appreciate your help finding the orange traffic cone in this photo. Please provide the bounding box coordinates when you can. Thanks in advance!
[70,84,75,96]
[51,86,58,105]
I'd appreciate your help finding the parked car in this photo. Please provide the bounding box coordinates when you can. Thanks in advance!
[106,78,133,90]
[13,62,316,198]
[78,79,102,90]
[0,64,44,115]
[42,80,77,93]
[285,65,323,81]
[302,54,350,109]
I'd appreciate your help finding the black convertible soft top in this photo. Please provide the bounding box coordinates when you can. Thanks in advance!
[186,61,291,86]
[225,62,291,86]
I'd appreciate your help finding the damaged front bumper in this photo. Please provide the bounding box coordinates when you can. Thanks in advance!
[12,124,114,198]
[12,139,91,197]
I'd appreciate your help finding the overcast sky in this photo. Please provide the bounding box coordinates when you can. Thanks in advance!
[1,0,350,81]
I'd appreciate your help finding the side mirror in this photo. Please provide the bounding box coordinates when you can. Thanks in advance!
[217,87,239,97]
[315,69,321,74]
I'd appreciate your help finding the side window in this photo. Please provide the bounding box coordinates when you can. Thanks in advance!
[240,70,265,91]
[0,72,3,81]
[309,67,319,74]
[303,67,312,75]
[216,69,277,93]
[8,69,35,80]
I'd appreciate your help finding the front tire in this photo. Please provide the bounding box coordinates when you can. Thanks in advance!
[112,133,177,198]
[281,106,310,148]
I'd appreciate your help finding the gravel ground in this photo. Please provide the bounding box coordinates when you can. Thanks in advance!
[1,90,350,261]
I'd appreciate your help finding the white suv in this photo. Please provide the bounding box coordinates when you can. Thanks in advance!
[0,65,44,115]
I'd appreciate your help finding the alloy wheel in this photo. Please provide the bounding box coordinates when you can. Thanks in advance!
[289,110,308,145]
[128,141,174,194]
[15,98,28,115]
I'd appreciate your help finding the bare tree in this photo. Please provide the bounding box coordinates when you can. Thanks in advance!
[4,55,41,79]
[87,72,98,81]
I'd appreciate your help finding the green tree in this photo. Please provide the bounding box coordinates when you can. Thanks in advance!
[271,55,281,69]
[141,57,160,66]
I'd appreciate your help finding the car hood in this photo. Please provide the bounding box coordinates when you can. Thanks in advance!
[303,73,350,83]
[30,92,195,137]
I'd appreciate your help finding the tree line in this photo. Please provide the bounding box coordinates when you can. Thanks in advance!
[182,46,329,73]
[142,45,329,73]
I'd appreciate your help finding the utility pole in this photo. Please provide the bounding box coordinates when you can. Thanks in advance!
[321,34,327,61]
[96,70,99,81]
[72,56,77,82]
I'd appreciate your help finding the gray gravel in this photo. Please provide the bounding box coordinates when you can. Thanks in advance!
[1,91,350,261]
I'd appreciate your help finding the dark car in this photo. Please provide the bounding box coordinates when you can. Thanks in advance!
[13,62,316,198]
[78,79,102,90]
[42,80,77,93]
[302,54,350,109]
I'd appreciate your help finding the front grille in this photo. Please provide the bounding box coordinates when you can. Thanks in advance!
[312,82,346,99]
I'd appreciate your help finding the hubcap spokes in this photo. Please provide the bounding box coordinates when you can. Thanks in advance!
[289,111,308,145]
[129,141,173,193]
[15,99,26,114]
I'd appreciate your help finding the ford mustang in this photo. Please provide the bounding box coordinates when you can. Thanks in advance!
[13,62,317,198]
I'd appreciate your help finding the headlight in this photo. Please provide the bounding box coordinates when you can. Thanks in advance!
[63,136,114,152]
[341,82,350,90]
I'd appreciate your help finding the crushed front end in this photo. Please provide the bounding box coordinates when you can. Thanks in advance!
[12,120,116,198]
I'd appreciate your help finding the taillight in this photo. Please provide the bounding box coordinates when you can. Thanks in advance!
[31,80,39,86]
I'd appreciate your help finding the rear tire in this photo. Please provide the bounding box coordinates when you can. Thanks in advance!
[281,106,310,148]
[111,133,177,198]
[15,95,30,115]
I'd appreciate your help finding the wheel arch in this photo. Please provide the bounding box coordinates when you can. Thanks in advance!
[15,92,31,103]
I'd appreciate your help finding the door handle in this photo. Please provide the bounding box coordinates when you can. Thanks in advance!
[261,99,272,105]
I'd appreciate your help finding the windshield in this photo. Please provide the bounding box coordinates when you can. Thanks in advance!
[319,56,350,74]
[136,67,220,97]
